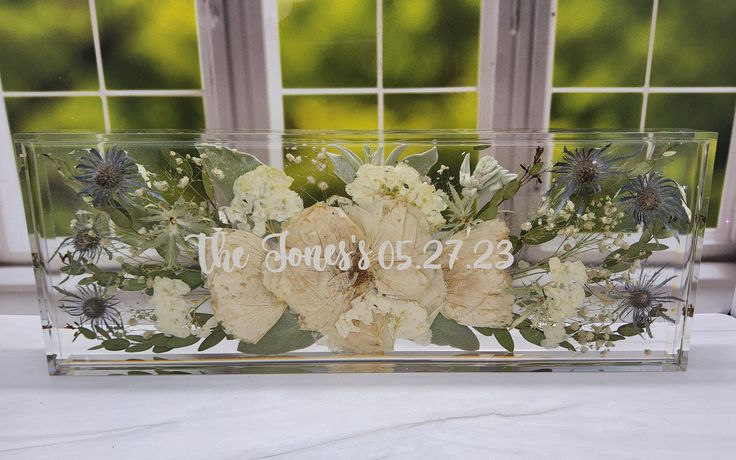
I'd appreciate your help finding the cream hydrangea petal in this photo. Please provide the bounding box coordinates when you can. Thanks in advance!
[208,230,287,343]
[263,264,356,336]
[283,202,365,249]
[440,218,514,327]
[347,200,445,309]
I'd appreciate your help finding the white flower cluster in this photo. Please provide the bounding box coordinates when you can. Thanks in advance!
[459,154,517,199]
[345,163,447,228]
[540,257,587,348]
[150,276,193,339]
[221,165,304,236]
[335,291,433,346]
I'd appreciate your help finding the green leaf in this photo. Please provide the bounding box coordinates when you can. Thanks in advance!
[198,146,263,206]
[77,326,96,340]
[94,325,111,340]
[102,338,130,351]
[521,227,557,245]
[121,262,145,276]
[328,144,364,170]
[501,179,521,200]
[125,342,154,353]
[92,271,121,287]
[198,329,227,351]
[403,147,438,176]
[120,280,147,291]
[165,335,200,349]
[152,345,173,353]
[326,152,358,184]
[385,144,407,165]
[237,311,320,355]
[559,341,576,351]
[430,314,480,351]
[492,328,515,353]
[518,327,544,346]
[179,269,203,289]
[617,323,644,337]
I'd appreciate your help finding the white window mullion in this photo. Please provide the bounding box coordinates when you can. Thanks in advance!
[376,0,385,131]
[639,0,659,131]
[88,0,110,133]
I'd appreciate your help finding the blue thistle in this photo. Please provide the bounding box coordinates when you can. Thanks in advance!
[54,212,112,263]
[619,172,689,234]
[613,268,679,337]
[60,285,123,330]
[75,147,143,208]
[548,144,632,212]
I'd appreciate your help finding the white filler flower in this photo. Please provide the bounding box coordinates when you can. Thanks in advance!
[221,165,303,236]
[345,163,447,228]
[150,276,193,338]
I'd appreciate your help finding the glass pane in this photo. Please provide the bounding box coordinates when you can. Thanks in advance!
[283,95,377,129]
[5,97,103,132]
[646,93,736,227]
[0,0,97,91]
[383,0,479,88]
[108,97,204,129]
[97,0,201,89]
[550,93,642,129]
[279,0,376,88]
[553,0,652,87]
[384,93,477,129]
[651,0,736,86]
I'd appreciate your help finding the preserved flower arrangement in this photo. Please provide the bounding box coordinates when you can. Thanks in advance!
[15,131,715,374]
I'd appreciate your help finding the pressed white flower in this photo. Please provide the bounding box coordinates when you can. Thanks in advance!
[440,219,514,327]
[177,176,190,189]
[211,168,225,180]
[459,154,517,197]
[153,180,169,192]
[151,276,193,338]
[207,230,288,343]
[220,165,303,236]
[263,200,445,352]
[345,163,447,228]
[318,181,329,191]
[520,221,532,231]
[196,316,219,339]
[542,257,587,328]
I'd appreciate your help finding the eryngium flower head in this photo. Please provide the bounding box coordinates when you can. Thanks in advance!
[613,268,679,337]
[57,212,111,263]
[619,172,689,233]
[548,144,628,212]
[60,285,123,330]
[75,147,142,208]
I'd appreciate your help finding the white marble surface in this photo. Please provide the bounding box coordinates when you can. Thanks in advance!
[1,314,735,460]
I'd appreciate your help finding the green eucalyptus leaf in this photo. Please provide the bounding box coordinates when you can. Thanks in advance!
[120,280,147,291]
[559,341,576,351]
[430,314,480,351]
[125,342,154,353]
[492,328,515,353]
[518,326,544,346]
[165,335,200,349]
[77,326,96,340]
[326,152,358,184]
[197,146,263,206]
[152,345,173,353]
[179,269,204,289]
[403,146,438,176]
[198,329,227,351]
[617,323,644,337]
[237,311,320,355]
[102,338,130,351]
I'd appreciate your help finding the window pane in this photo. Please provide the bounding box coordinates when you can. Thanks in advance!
[108,97,204,129]
[0,0,97,91]
[550,93,642,129]
[384,93,477,129]
[553,0,652,87]
[383,0,479,88]
[97,0,201,89]
[279,0,376,88]
[646,93,736,227]
[651,0,736,86]
[5,97,103,132]
[284,95,377,129]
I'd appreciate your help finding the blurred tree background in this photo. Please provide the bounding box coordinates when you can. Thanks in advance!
[0,0,734,225]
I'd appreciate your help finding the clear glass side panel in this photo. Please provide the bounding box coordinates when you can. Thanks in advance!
[15,131,715,374]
